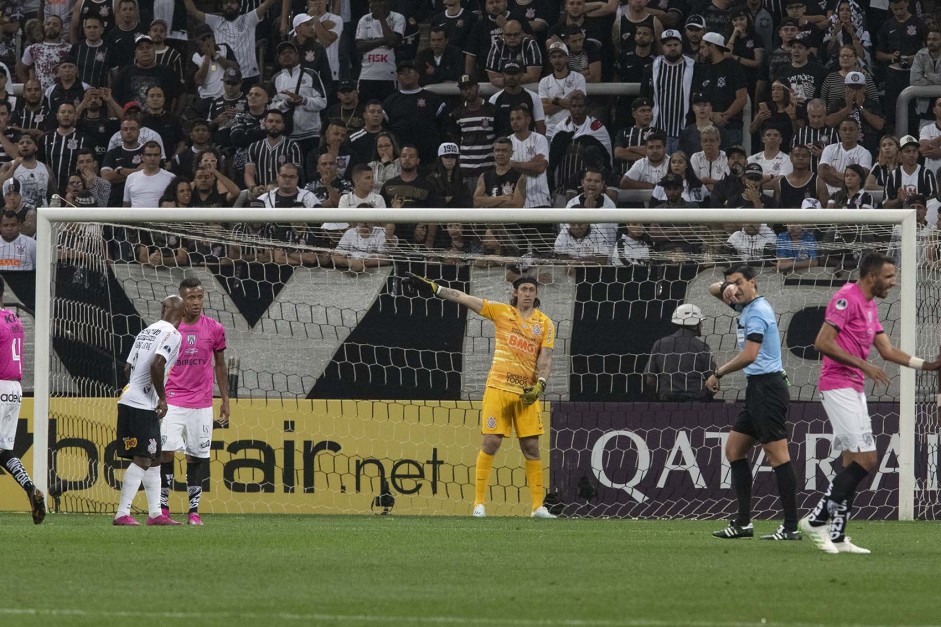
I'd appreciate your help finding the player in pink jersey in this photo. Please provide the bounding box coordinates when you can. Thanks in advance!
[801,252,941,554]
[0,281,45,524]
[160,277,230,525]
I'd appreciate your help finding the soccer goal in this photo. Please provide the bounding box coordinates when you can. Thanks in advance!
[29,206,937,520]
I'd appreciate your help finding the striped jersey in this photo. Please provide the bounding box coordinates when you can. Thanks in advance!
[246,137,303,187]
[154,46,185,86]
[75,0,116,34]
[480,300,555,394]
[11,103,50,135]
[450,100,497,179]
[509,131,551,207]
[69,42,113,87]
[40,128,89,190]
[205,11,263,79]
[791,124,836,173]
[654,60,686,138]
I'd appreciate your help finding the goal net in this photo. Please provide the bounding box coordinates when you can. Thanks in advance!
[26,207,938,520]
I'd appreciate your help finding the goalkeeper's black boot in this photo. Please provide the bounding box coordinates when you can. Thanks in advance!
[712,519,753,539]
[759,525,801,541]
[29,488,46,525]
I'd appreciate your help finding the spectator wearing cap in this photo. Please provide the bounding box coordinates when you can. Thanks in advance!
[748,126,792,186]
[290,12,335,96]
[611,0,663,62]
[42,55,90,132]
[450,74,497,185]
[103,0,144,67]
[697,32,747,150]
[148,19,184,90]
[775,222,818,273]
[16,15,72,91]
[820,47,879,113]
[823,70,884,155]
[690,126,729,192]
[642,29,694,154]
[270,40,328,156]
[681,14,706,61]
[112,34,180,110]
[678,91,714,156]
[539,41,586,140]
[383,59,448,165]
[2,179,37,232]
[183,0,281,88]
[427,142,470,208]
[883,134,938,209]
[431,0,478,52]
[876,0,926,128]
[766,18,801,85]
[615,21,655,84]
[302,0,344,82]
[415,25,464,86]
[614,97,661,174]
[776,33,827,109]
[327,81,366,133]
[488,60,547,138]
[485,19,542,86]
[817,117,872,199]
[192,24,239,108]
[650,170,699,208]
[724,162,778,209]
[68,14,113,88]
[643,303,716,402]
[783,0,824,55]
[353,0,405,103]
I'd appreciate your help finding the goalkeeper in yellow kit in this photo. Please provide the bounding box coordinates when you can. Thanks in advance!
[404,273,557,519]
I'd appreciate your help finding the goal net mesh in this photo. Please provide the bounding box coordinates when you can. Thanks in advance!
[29,216,941,519]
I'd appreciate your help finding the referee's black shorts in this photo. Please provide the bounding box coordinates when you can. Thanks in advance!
[116,404,162,460]
[732,372,789,444]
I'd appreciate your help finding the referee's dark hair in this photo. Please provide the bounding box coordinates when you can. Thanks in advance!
[724,264,756,281]
[859,252,895,277]
[179,276,202,291]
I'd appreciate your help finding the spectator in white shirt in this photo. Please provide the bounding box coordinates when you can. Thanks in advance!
[726,223,777,260]
[332,221,396,271]
[690,126,728,192]
[122,141,173,207]
[816,117,872,199]
[620,131,670,190]
[748,126,792,185]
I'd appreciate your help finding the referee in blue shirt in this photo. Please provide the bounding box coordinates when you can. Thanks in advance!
[705,265,800,541]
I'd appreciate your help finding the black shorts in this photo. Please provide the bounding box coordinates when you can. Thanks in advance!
[116,404,162,460]
[732,372,789,444]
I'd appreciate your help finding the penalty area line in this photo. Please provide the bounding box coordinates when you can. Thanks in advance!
[0,609,933,627]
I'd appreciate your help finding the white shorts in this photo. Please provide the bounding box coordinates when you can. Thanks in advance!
[820,388,876,453]
[0,380,21,451]
[161,405,214,458]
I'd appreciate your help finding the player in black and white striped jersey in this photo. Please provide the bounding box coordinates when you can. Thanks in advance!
[244,109,304,195]
[40,102,90,192]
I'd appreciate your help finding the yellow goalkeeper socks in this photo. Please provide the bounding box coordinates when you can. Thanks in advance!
[525,458,543,510]
[474,451,494,506]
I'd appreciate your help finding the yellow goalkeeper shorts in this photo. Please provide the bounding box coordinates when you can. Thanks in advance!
[480,387,544,438]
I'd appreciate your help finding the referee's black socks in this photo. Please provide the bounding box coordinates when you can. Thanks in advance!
[773,461,798,532]
[730,458,753,526]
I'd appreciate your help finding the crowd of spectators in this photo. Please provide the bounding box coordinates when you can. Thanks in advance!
[0,0,939,271]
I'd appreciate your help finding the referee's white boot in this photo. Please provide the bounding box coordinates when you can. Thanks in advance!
[531,506,557,519]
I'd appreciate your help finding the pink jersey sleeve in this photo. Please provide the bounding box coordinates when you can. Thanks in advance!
[0,311,24,381]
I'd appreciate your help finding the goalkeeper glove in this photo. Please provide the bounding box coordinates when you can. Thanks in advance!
[520,378,546,406]
[403,272,440,297]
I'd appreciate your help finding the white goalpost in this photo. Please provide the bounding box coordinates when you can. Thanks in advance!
[30,207,924,519]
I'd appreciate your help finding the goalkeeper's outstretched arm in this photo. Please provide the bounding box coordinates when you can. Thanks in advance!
[404,273,484,313]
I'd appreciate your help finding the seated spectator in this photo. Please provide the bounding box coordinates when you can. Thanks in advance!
[610,223,652,266]
[0,209,36,271]
[620,131,669,190]
[817,117,872,202]
[553,222,609,265]
[643,303,716,402]
[866,134,900,190]
[690,126,728,193]
[549,91,612,193]
[367,130,401,194]
[191,165,238,208]
[332,222,396,271]
[174,120,216,178]
[561,24,601,84]
[883,135,937,209]
[228,215,278,264]
[748,82,797,150]
[792,98,837,174]
[488,61,547,138]
[824,70,883,155]
[565,166,616,248]
[726,222,777,261]
[748,126,793,185]
[651,171,701,208]
[723,162,777,209]
[485,19,542,86]
[444,223,483,257]
[651,151,707,205]
[775,223,818,273]
[318,118,354,180]
[710,145,748,208]
[829,163,876,209]
[258,163,320,208]
[821,48,876,111]
[335,164,386,245]
[304,152,354,208]
[427,143,470,208]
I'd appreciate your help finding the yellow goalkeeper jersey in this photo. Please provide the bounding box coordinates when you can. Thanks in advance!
[480,300,555,394]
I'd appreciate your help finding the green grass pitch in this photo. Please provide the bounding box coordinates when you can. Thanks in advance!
[1,513,939,626]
